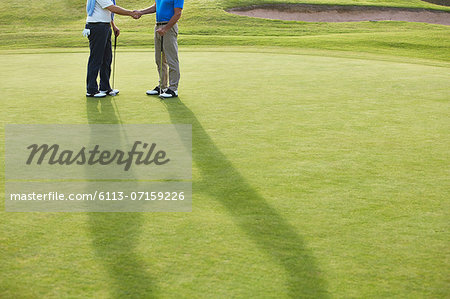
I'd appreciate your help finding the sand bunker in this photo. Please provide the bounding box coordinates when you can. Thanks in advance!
[227,4,450,25]
[421,0,449,6]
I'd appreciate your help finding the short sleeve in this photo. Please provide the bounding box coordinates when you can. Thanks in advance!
[98,0,114,9]
[174,0,184,9]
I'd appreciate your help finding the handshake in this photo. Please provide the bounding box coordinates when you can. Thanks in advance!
[130,10,143,20]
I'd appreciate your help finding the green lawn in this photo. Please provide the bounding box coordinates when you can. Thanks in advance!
[1,0,449,62]
[1,48,449,298]
[1,0,449,298]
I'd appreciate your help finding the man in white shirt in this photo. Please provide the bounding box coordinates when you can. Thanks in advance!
[84,0,140,98]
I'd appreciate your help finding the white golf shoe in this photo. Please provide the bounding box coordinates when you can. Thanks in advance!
[86,91,107,98]
[159,89,178,98]
[100,89,120,96]
[146,86,164,95]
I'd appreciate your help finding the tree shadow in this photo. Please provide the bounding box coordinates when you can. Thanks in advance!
[85,98,158,298]
[163,98,329,298]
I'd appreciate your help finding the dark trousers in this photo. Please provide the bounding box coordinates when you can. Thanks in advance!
[86,23,112,94]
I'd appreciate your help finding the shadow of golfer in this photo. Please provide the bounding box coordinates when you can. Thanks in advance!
[85,98,158,298]
[163,98,329,298]
[86,97,119,125]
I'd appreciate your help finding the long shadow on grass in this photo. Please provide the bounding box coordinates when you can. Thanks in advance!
[85,98,158,298]
[163,98,329,298]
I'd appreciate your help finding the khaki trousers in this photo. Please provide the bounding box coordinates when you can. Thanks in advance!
[155,23,180,91]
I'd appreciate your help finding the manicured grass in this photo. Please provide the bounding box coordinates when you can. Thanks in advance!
[1,0,449,297]
[0,0,449,62]
[1,48,449,298]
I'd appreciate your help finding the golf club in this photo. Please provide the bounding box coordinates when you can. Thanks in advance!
[111,34,122,124]
[160,34,164,97]
[110,34,118,96]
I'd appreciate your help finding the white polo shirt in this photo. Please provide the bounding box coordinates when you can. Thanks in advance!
[86,0,114,23]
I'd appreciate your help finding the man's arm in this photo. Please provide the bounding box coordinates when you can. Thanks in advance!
[156,7,182,36]
[111,20,120,37]
[106,5,140,18]
[106,4,141,37]
[137,4,156,15]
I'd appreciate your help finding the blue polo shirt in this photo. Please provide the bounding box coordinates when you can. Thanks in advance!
[156,0,184,22]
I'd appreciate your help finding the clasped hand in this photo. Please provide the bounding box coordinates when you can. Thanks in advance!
[131,10,142,19]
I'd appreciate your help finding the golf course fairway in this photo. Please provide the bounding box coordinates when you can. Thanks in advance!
[0,48,448,298]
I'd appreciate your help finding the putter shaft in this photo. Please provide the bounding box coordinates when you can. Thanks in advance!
[112,35,117,91]
[160,35,163,96]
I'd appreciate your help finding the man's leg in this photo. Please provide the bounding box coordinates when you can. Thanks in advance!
[155,25,168,90]
[163,24,180,92]
[86,24,109,94]
[99,26,112,92]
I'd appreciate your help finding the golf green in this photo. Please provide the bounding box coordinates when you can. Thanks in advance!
[0,49,449,298]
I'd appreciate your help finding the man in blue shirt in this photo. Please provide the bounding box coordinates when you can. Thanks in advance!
[136,0,184,98]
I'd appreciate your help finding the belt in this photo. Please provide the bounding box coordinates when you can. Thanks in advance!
[156,22,169,26]
[87,22,110,25]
